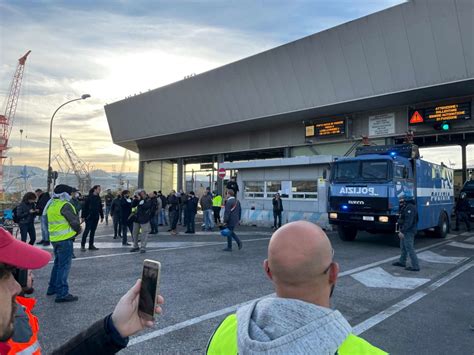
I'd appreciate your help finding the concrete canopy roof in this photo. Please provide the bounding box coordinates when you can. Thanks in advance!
[105,0,474,153]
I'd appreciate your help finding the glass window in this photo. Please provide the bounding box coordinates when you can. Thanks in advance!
[291,181,318,199]
[394,164,405,179]
[266,181,282,198]
[332,161,359,181]
[361,161,389,180]
[244,181,265,198]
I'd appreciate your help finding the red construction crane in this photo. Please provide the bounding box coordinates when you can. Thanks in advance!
[0,50,31,197]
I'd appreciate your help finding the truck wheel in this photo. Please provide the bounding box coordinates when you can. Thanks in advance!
[338,226,357,241]
[434,212,448,238]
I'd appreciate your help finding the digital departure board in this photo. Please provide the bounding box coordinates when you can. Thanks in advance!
[409,102,471,125]
[305,119,345,137]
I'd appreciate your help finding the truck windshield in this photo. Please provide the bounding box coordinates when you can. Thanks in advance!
[332,160,390,182]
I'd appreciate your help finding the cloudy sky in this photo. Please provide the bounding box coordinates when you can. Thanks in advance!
[4,0,465,174]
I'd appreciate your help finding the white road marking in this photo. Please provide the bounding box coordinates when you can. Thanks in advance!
[464,236,474,243]
[351,267,430,289]
[460,232,472,236]
[47,237,271,264]
[41,241,216,250]
[92,231,273,240]
[353,262,474,335]
[127,241,469,348]
[417,250,466,264]
[447,241,474,250]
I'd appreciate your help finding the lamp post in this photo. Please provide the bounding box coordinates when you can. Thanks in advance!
[46,94,91,193]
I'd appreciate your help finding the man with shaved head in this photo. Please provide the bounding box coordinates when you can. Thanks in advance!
[207,221,387,354]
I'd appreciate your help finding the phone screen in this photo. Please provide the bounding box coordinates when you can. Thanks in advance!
[139,261,160,318]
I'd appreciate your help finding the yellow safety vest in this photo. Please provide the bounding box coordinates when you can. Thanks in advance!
[47,199,77,242]
[207,314,388,355]
[213,195,223,207]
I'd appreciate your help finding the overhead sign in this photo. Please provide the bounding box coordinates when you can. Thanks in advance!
[200,163,214,170]
[369,113,395,137]
[409,102,471,126]
[305,119,345,138]
[217,168,226,179]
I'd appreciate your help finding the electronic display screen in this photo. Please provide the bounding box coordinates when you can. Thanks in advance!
[305,119,345,137]
[409,102,471,125]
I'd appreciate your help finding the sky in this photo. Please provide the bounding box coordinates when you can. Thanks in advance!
[5,0,460,175]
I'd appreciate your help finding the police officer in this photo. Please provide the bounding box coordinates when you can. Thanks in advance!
[454,192,471,232]
[392,192,420,272]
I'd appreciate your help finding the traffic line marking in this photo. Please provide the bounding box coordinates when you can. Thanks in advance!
[46,237,271,264]
[447,241,474,250]
[460,232,472,236]
[351,267,430,290]
[41,241,216,250]
[417,250,466,264]
[353,262,474,335]
[464,237,474,243]
[127,242,468,348]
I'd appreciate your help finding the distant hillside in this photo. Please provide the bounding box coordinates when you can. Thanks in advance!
[3,165,138,193]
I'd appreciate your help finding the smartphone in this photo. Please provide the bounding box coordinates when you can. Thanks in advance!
[139,259,161,321]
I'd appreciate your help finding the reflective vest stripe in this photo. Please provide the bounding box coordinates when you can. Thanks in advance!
[47,200,77,242]
[206,314,388,355]
[15,340,40,355]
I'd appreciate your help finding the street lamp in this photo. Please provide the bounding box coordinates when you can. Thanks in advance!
[46,94,91,193]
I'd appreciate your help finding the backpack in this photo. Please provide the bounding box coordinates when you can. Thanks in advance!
[12,206,20,223]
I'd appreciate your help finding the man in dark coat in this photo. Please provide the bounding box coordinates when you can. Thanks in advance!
[226,176,239,195]
[119,190,132,246]
[130,190,153,253]
[272,193,284,229]
[104,189,114,226]
[81,185,104,251]
[454,192,471,231]
[35,189,51,246]
[168,190,180,235]
[222,189,242,252]
[392,192,420,271]
[184,192,199,234]
[110,195,122,239]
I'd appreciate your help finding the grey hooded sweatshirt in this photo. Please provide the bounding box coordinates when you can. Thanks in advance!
[236,297,351,355]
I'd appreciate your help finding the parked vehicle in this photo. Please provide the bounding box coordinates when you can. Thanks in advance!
[328,144,454,241]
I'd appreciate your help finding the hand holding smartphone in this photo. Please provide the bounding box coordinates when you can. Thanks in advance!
[138,259,161,321]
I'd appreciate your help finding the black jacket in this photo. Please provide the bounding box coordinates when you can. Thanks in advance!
[51,314,128,355]
[82,195,104,220]
[159,195,167,209]
[105,193,114,207]
[185,196,199,215]
[119,197,132,223]
[226,181,239,193]
[110,197,121,218]
[455,198,470,213]
[272,198,283,212]
[133,197,152,224]
[36,192,51,215]
[168,194,179,212]
[16,201,36,224]
[224,197,241,228]
[398,200,417,234]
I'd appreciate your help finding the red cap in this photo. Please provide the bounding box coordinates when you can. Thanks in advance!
[0,228,51,269]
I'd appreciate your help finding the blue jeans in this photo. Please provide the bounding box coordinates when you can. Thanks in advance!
[48,239,74,299]
[204,209,214,230]
[186,212,196,233]
[41,215,50,242]
[399,232,420,269]
[159,209,168,225]
[105,205,111,224]
[227,226,241,249]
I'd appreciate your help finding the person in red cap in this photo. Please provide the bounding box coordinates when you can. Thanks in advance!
[0,228,164,354]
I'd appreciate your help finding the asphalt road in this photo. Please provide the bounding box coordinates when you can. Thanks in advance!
[27,221,474,354]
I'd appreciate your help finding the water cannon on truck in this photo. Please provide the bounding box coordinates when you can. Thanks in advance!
[327,144,454,241]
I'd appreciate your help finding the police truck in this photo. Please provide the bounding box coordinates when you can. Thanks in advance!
[327,144,454,241]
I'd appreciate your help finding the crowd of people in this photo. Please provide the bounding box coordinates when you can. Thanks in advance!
[4,177,474,353]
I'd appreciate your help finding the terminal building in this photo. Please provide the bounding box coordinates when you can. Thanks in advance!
[105,0,474,227]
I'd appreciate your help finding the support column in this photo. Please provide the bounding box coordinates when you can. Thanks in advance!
[177,158,184,191]
[138,160,145,189]
[461,143,467,184]
[283,147,291,158]
[217,154,224,196]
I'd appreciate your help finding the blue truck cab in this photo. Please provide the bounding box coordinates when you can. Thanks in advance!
[328,144,454,241]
